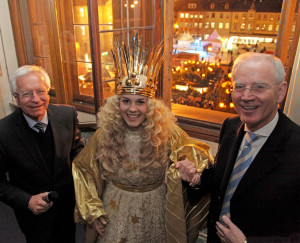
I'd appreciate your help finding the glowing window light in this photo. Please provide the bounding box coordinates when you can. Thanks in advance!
[202,74,206,77]
[131,4,135,8]
[75,42,80,49]
[219,102,225,108]
[196,61,199,64]
[230,103,235,108]
[208,67,213,72]
[184,67,188,71]
[134,1,138,4]
[197,68,200,72]
[125,4,127,7]
[80,8,84,18]
[228,73,232,78]
[85,54,90,62]
[203,87,208,92]
[188,60,191,63]
[81,26,86,36]
[184,61,187,64]
[176,85,189,91]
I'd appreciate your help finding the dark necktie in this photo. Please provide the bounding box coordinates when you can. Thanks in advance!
[34,122,46,133]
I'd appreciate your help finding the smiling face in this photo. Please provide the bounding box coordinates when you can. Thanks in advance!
[15,71,50,121]
[119,94,148,128]
[231,59,287,132]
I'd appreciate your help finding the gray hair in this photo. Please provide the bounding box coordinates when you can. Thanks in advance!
[232,52,285,84]
[10,65,51,94]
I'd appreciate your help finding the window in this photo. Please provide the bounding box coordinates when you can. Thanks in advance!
[180,13,184,18]
[219,23,223,29]
[212,13,215,18]
[185,13,189,18]
[248,24,252,31]
[194,23,198,27]
[188,3,197,9]
[205,22,209,28]
[241,23,246,30]
[225,23,229,29]
[263,14,268,20]
[225,3,229,9]
[211,22,215,28]
[268,25,273,31]
[262,24,266,30]
[255,24,260,31]
[190,15,194,18]
[249,13,254,20]
[234,23,238,30]
[194,15,198,18]
[199,14,204,19]
[235,14,238,19]
[220,13,224,18]
[257,13,261,20]
[242,14,246,20]
[199,23,203,28]
[10,0,161,112]
[210,3,215,10]
[270,15,274,21]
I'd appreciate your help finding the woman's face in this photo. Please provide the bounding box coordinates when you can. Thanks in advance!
[119,94,148,127]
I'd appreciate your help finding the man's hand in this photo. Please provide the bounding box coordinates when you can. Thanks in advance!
[92,216,107,237]
[175,160,201,187]
[216,216,246,243]
[28,192,53,215]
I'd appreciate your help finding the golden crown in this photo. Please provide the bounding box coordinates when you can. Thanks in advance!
[111,34,164,98]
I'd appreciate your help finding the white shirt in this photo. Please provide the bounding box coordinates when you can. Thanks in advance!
[237,112,279,160]
[23,112,49,133]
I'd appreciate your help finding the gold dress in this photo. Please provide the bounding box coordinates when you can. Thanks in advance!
[72,125,213,243]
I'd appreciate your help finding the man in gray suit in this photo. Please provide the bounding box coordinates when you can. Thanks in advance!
[0,65,84,243]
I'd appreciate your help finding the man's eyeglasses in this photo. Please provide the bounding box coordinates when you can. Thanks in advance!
[231,83,272,95]
[14,89,48,99]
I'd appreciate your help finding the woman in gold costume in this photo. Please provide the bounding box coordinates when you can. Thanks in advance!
[72,36,214,243]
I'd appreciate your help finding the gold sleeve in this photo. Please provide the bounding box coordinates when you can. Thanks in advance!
[72,129,107,225]
[166,125,214,243]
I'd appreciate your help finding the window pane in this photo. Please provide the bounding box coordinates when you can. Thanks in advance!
[78,62,93,96]
[98,0,154,30]
[27,0,55,90]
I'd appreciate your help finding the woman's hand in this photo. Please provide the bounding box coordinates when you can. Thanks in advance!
[92,216,107,237]
[175,160,201,187]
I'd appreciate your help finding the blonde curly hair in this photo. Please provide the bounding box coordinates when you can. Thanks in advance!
[96,95,176,180]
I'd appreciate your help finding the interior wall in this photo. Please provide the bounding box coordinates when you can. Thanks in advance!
[284,37,300,126]
[0,0,18,119]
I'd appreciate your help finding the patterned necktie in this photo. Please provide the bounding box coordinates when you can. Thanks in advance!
[219,132,259,221]
[34,122,46,133]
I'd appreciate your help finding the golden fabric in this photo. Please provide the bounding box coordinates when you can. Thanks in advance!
[72,125,213,243]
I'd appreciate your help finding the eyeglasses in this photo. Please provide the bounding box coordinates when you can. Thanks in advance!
[231,82,272,95]
[14,89,48,99]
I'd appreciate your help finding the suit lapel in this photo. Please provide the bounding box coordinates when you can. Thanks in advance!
[48,105,71,179]
[14,109,51,176]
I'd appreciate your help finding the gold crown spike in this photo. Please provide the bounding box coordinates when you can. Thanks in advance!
[111,34,164,98]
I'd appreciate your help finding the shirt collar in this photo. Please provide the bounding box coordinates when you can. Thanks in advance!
[23,112,48,129]
[245,111,279,137]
